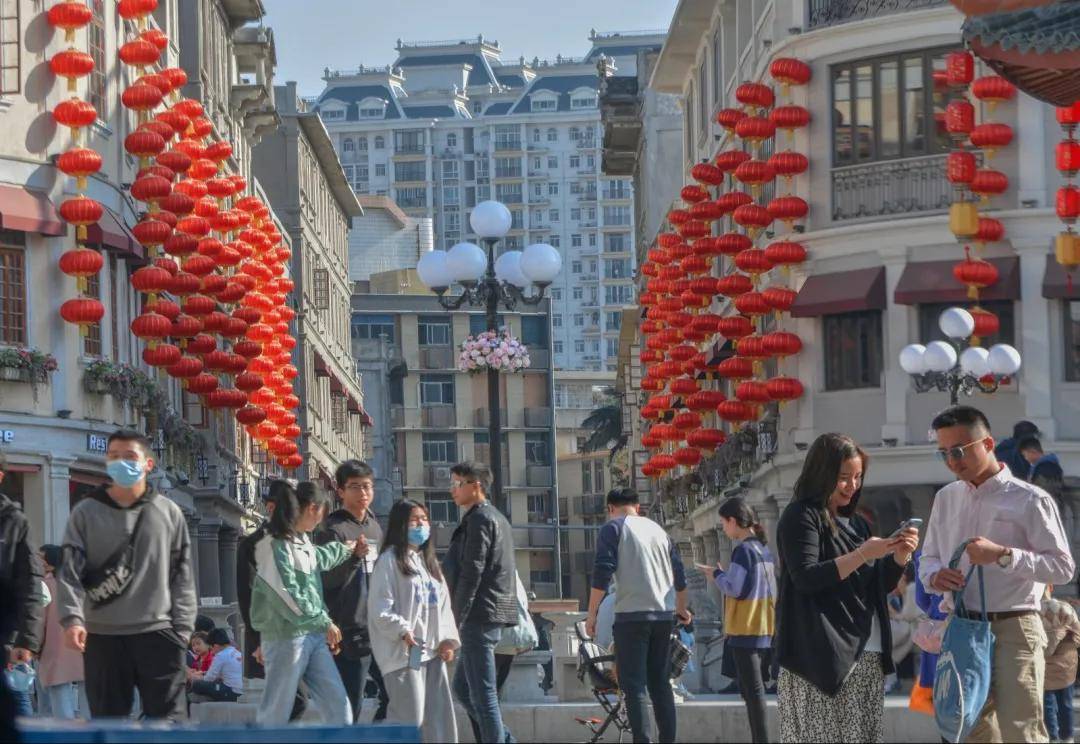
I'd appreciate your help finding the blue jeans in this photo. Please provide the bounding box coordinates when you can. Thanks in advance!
[258,633,351,726]
[453,622,513,743]
[1045,685,1074,741]
[43,682,89,720]
[613,619,677,743]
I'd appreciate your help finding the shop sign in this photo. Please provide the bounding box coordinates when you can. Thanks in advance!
[86,433,108,454]
[0,430,12,443]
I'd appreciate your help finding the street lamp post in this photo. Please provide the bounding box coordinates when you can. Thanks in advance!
[899,307,1022,405]
[416,200,562,515]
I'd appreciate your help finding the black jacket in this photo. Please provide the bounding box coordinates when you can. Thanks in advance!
[774,500,905,695]
[236,520,267,678]
[442,500,517,627]
[0,494,43,654]
[314,509,382,658]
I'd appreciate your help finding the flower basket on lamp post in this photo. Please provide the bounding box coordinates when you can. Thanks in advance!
[457,328,531,374]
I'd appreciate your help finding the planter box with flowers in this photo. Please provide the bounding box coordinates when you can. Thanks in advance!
[458,328,531,374]
[83,360,161,410]
[0,347,58,401]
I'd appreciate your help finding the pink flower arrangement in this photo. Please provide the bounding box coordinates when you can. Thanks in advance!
[458,328,531,374]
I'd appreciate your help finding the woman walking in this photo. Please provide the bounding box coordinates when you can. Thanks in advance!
[250,480,361,726]
[37,545,86,719]
[774,434,919,743]
[368,499,459,742]
[696,497,776,743]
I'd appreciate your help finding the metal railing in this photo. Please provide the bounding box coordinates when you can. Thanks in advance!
[807,0,949,29]
[831,153,959,222]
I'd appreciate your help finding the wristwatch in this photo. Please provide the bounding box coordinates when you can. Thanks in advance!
[996,547,1013,568]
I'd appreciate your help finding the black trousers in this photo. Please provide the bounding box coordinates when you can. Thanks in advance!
[731,646,770,744]
[334,653,389,723]
[84,630,187,720]
[613,620,677,744]
[189,679,240,702]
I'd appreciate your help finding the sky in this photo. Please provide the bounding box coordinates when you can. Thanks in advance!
[262,0,679,97]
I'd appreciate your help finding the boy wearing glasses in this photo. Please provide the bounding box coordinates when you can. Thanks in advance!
[920,405,1074,743]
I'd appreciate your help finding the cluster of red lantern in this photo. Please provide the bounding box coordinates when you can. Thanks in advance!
[1055,102,1080,285]
[638,60,812,482]
[944,50,1015,343]
[96,0,304,471]
[49,2,108,333]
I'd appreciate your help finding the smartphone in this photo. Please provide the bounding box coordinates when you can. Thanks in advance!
[408,643,424,671]
[889,518,923,538]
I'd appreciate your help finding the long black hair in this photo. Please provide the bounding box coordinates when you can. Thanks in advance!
[379,498,442,581]
[793,433,868,529]
[718,497,767,545]
[268,479,332,539]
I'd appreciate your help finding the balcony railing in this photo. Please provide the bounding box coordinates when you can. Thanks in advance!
[807,0,949,30]
[421,405,456,428]
[394,144,426,155]
[831,153,956,222]
[418,346,454,369]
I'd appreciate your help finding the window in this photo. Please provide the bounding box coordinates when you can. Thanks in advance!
[421,435,456,463]
[88,1,106,118]
[552,314,562,328]
[532,128,541,142]
[823,311,884,390]
[553,340,563,353]
[494,124,521,150]
[712,29,722,104]
[495,183,523,204]
[574,339,585,353]
[442,160,459,180]
[547,127,557,142]
[395,161,426,182]
[183,389,208,429]
[375,163,387,177]
[587,155,595,169]
[521,315,548,347]
[494,158,521,179]
[447,133,458,148]
[374,135,385,149]
[394,130,425,154]
[551,288,562,300]
[572,287,583,300]
[395,187,426,208]
[603,206,631,226]
[549,235,560,247]
[604,285,634,305]
[574,314,584,327]
[594,460,605,493]
[548,183,559,197]
[549,208,560,223]
[473,101,482,114]
[419,375,454,405]
[531,157,541,172]
[570,127,580,141]
[427,492,458,523]
[570,208,581,221]
[476,158,489,178]
[571,234,582,248]
[358,137,368,151]
[322,109,345,120]
[0,0,18,94]
[352,314,395,341]
[525,433,549,465]
[569,155,581,169]
[604,258,629,279]
[697,58,708,141]
[918,301,1014,346]
[342,139,355,155]
[685,86,694,161]
[332,394,348,434]
[604,233,627,253]
[581,461,592,493]
[359,105,384,118]
[355,164,369,181]
[418,317,451,346]
[1065,302,1080,382]
[571,95,597,109]
[547,156,558,169]
[832,47,956,166]
[465,187,476,207]
[571,260,582,274]
[443,187,460,207]
[606,311,622,330]
[531,97,556,112]
[1,237,30,343]
[83,271,101,356]
[108,254,119,360]
[527,492,550,521]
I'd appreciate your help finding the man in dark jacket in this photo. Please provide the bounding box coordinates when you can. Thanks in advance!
[0,471,44,739]
[314,460,385,722]
[442,461,517,744]
[994,419,1039,480]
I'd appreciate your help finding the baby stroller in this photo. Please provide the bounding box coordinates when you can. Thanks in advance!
[572,620,692,743]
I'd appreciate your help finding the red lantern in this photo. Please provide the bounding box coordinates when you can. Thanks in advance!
[714,150,751,176]
[687,429,726,452]
[236,405,268,426]
[690,162,723,186]
[57,148,103,190]
[166,355,203,380]
[58,247,103,280]
[673,447,702,467]
[678,221,709,239]
[945,51,974,88]
[1058,103,1080,133]
[768,151,808,182]
[60,297,104,327]
[970,123,1014,154]
[681,185,709,203]
[59,196,103,237]
[131,312,172,343]
[733,204,772,232]
[673,411,702,432]
[121,83,164,112]
[734,160,775,190]
[717,191,753,214]
[770,58,811,87]
[47,1,94,42]
[717,399,755,423]
[716,273,753,298]
[119,39,161,67]
[971,76,1015,108]
[735,82,774,110]
[764,240,807,268]
[187,373,219,396]
[142,343,181,368]
[945,100,975,140]
[734,249,773,276]
[770,105,810,134]
[734,116,776,145]
[975,217,1004,245]
[766,196,808,225]
[953,258,999,298]
[717,357,753,380]
[970,169,1008,201]
[130,265,173,296]
[50,49,95,91]
[737,335,768,360]
[130,175,172,204]
[734,292,770,317]
[766,377,804,402]
[736,381,771,405]
[53,98,97,133]
[970,307,1000,338]
[763,331,802,357]
[947,151,977,186]
[1058,186,1080,225]
[715,108,745,131]
[132,219,172,251]
[763,286,798,312]
[118,0,158,19]
[1057,140,1080,177]
[689,201,724,222]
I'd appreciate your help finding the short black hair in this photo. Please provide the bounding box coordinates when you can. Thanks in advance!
[450,461,491,491]
[207,628,231,647]
[107,429,152,456]
[606,487,640,507]
[194,615,215,634]
[335,460,374,489]
[1018,436,1043,454]
[1013,420,1039,439]
[41,544,63,571]
[931,405,992,436]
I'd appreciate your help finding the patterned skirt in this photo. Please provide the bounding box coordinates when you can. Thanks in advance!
[777,652,885,743]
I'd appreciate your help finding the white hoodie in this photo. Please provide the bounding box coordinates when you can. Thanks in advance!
[367,548,460,675]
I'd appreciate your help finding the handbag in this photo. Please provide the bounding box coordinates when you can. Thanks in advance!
[495,573,538,656]
[913,618,944,654]
[933,539,995,744]
[80,497,152,608]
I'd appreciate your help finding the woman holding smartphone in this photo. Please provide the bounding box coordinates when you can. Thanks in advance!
[368,499,460,742]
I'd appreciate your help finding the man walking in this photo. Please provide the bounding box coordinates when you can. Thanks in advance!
[442,462,517,744]
[0,454,43,737]
[315,460,385,721]
[586,487,690,744]
[55,430,196,720]
[920,406,1075,742]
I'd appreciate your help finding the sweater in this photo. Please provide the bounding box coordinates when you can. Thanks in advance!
[249,532,351,641]
[712,538,776,648]
[592,514,687,621]
[367,549,460,675]
[1042,596,1080,691]
[55,487,196,637]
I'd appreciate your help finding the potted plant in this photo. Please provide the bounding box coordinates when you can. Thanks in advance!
[83,359,123,395]
[0,347,58,401]
[457,327,531,374]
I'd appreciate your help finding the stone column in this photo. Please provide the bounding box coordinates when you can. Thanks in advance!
[1015,241,1056,439]
[45,457,75,545]
[218,528,239,605]
[185,511,201,598]
[757,497,781,551]
[1016,96,1048,208]
[197,518,222,601]
[881,249,911,445]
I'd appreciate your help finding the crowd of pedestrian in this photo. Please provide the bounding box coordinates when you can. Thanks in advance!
[1,402,1079,743]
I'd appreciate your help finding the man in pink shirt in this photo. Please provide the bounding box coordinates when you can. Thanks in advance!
[920,405,1075,743]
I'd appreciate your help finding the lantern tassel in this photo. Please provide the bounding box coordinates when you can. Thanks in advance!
[967,285,979,301]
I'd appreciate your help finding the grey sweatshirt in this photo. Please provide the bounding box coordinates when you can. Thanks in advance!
[55,487,197,637]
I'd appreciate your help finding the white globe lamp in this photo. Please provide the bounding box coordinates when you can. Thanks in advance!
[923,341,958,373]
[416,250,452,290]
[939,307,975,340]
[445,242,487,285]
[959,346,990,377]
[470,200,512,239]
[519,243,562,286]
[987,344,1022,376]
[898,344,927,375]
[494,250,529,288]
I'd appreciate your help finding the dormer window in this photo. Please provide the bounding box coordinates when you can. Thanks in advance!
[321,108,345,120]
[531,98,556,112]
[359,97,388,119]
[571,95,597,109]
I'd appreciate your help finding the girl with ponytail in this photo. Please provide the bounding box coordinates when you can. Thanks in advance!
[695,497,777,743]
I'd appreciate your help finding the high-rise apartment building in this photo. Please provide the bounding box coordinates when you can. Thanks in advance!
[314,31,664,375]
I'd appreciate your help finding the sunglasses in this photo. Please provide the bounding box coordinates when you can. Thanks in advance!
[936,439,984,462]
[450,479,476,489]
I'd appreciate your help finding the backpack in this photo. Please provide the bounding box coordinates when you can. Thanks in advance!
[933,540,995,744]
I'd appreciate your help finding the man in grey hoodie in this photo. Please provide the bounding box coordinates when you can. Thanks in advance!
[55,430,196,720]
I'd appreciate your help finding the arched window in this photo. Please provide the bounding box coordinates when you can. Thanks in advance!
[569,126,580,141]
[374,135,385,150]
[546,127,557,142]
[343,138,355,152]
[358,137,368,151]
[533,128,541,142]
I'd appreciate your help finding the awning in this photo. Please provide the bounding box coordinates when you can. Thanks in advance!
[1043,253,1079,299]
[70,470,107,487]
[791,267,886,317]
[3,463,41,474]
[0,185,65,236]
[86,208,146,261]
[894,256,1020,305]
[313,350,330,378]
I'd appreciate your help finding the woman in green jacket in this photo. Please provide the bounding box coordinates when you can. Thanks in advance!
[251,480,361,726]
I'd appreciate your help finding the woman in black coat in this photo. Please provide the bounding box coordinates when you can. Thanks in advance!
[774,433,919,743]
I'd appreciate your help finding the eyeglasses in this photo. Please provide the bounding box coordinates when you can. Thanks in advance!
[936,440,984,462]
[450,479,475,489]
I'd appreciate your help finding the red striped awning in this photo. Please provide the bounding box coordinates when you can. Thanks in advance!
[0,185,65,236]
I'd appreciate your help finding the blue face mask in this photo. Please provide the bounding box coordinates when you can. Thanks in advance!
[407,524,430,546]
[106,459,145,487]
